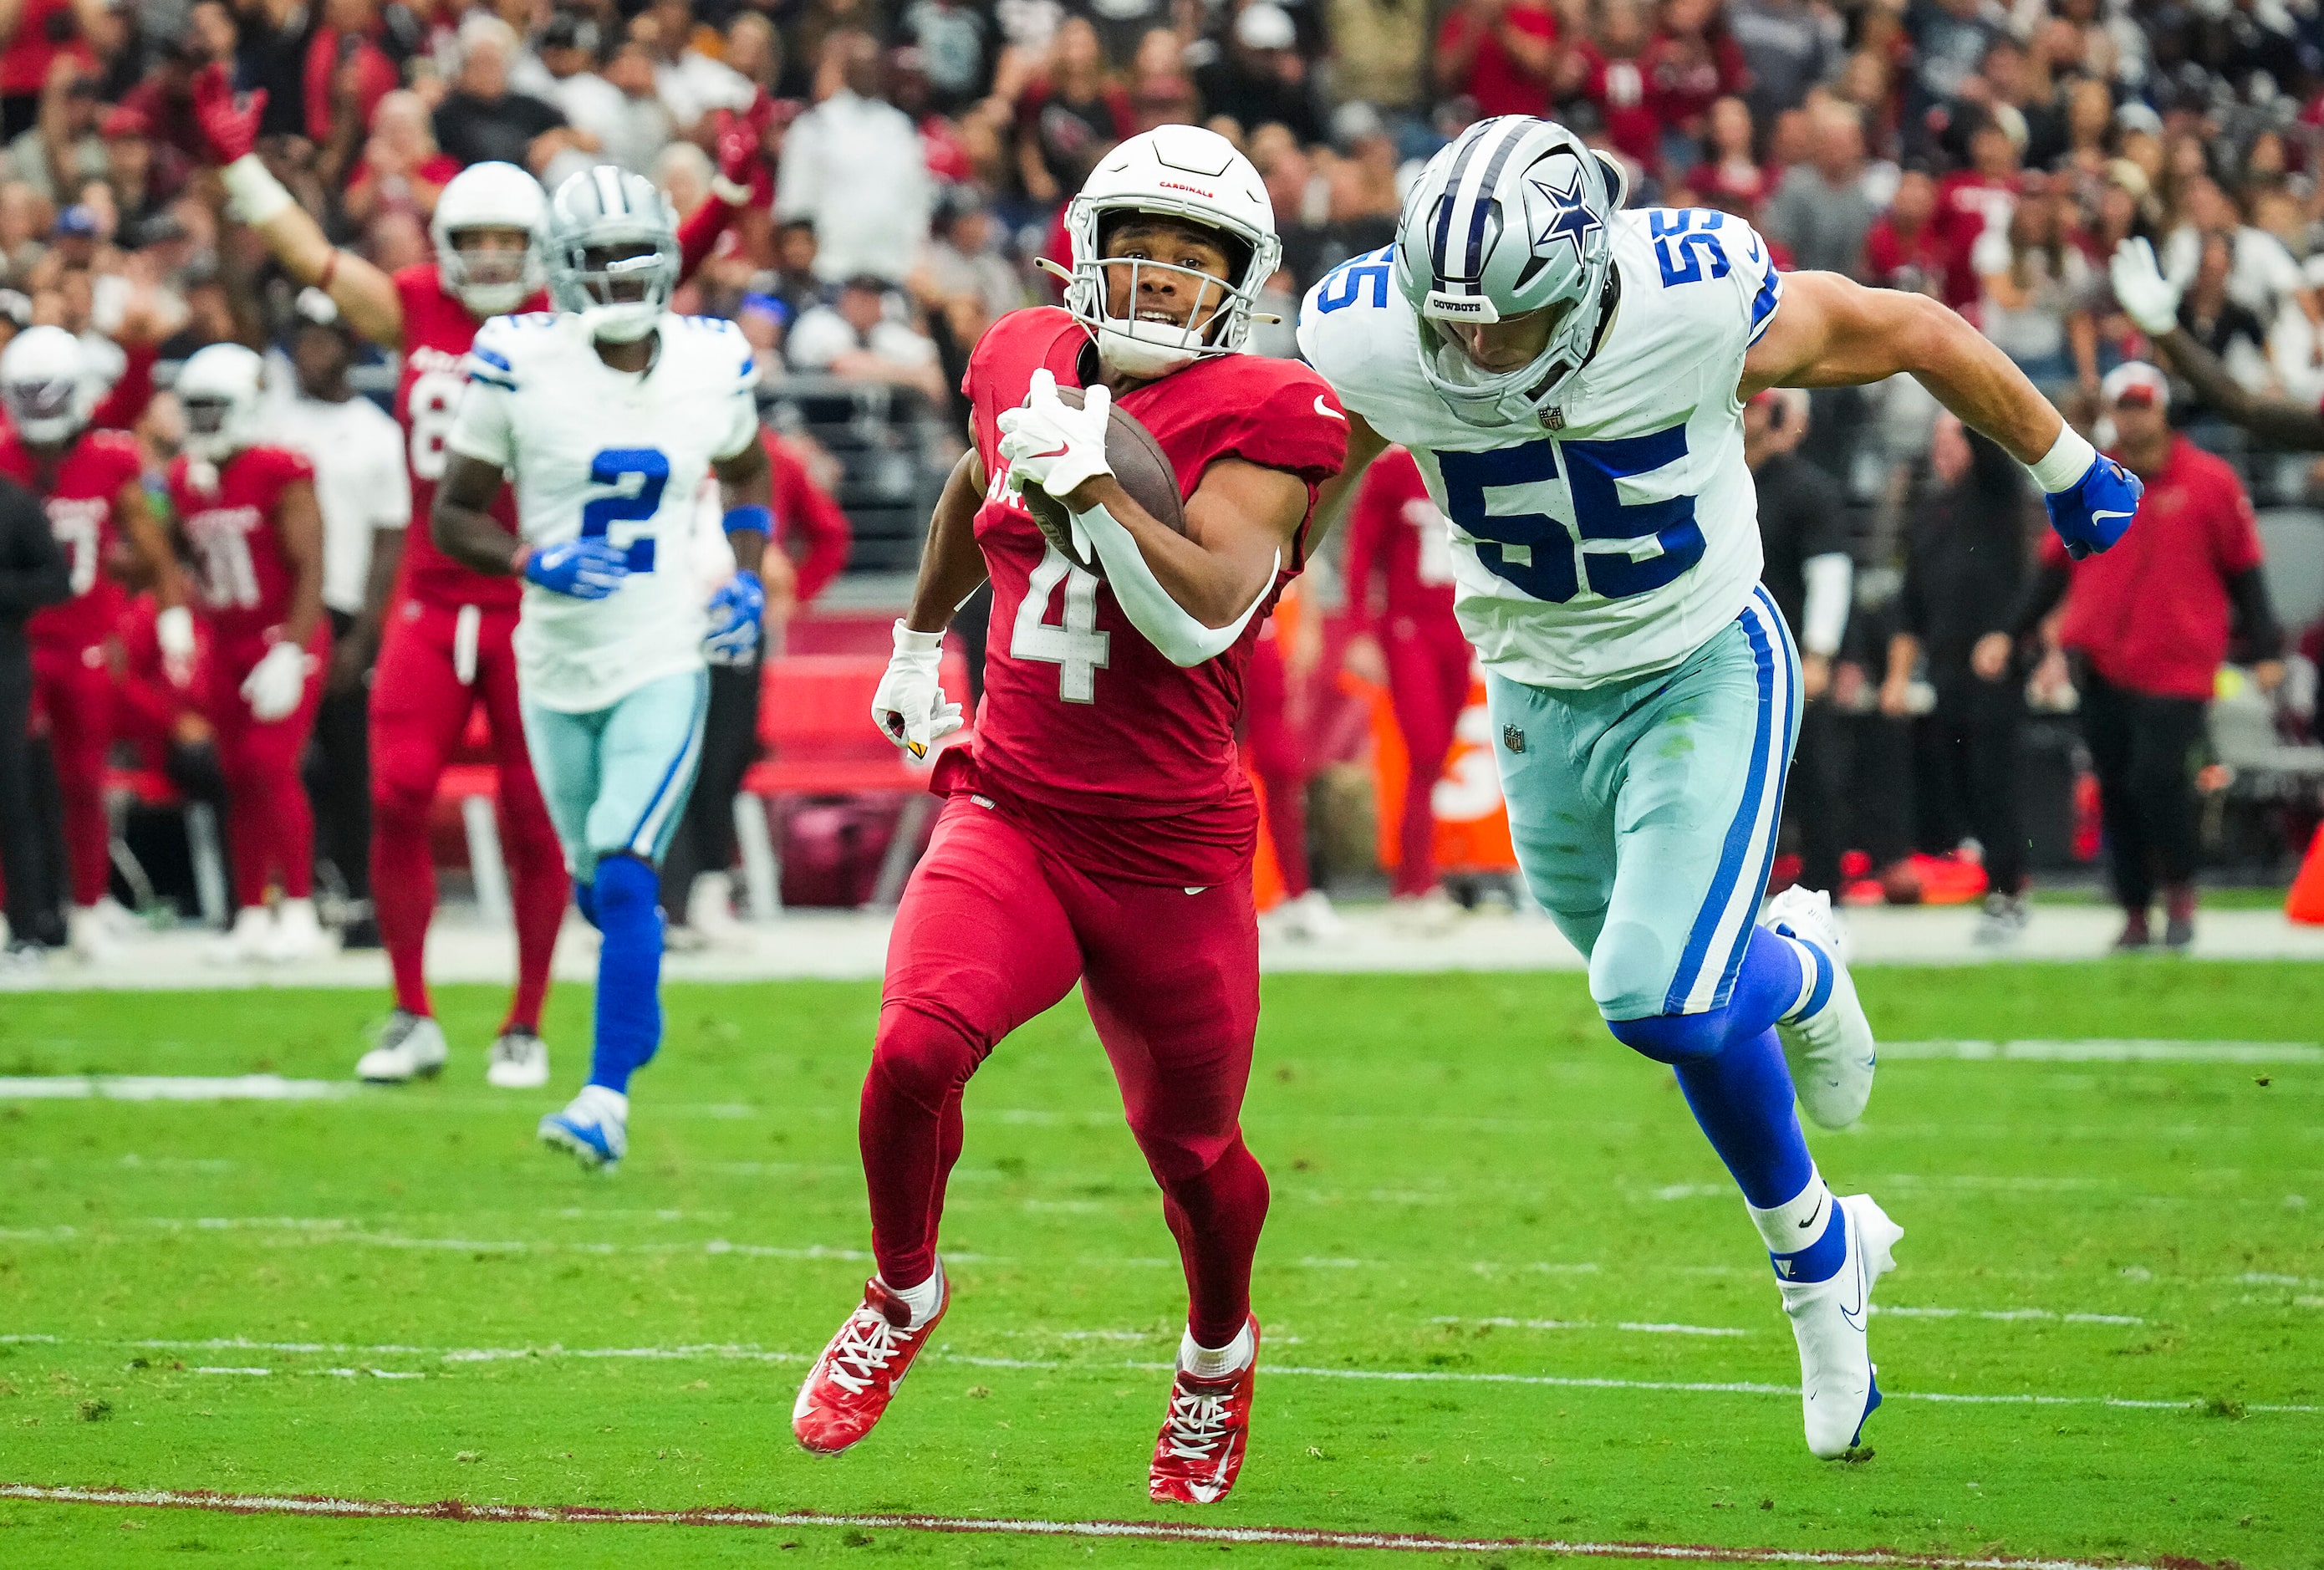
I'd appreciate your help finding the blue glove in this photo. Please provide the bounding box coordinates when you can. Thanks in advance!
[2042,454,2142,560]
[524,537,630,599]
[704,568,766,665]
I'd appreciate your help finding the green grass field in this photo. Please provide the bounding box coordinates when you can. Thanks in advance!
[0,964,2317,1567]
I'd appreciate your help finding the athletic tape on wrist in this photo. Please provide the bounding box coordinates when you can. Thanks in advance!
[2027,424,2097,494]
[220,154,296,226]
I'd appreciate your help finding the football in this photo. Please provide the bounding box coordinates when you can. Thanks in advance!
[1018,387,1185,574]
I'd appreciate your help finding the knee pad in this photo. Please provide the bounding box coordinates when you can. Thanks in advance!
[870,1003,982,1113]
[1606,1008,1732,1065]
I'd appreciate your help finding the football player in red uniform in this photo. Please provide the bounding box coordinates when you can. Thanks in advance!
[192,67,762,1086]
[1,326,193,961]
[167,346,329,962]
[791,127,1347,1505]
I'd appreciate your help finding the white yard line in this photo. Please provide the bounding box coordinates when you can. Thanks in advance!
[2,1333,2308,1415]
[0,1075,354,1101]
[0,1481,2230,1567]
[1880,1039,2322,1063]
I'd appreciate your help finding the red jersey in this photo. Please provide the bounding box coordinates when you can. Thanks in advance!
[2042,436,2264,701]
[1932,171,2016,311]
[1576,45,1662,166]
[1341,446,1460,639]
[1863,215,1949,299]
[942,308,1348,884]
[391,265,543,611]
[1435,3,1557,121]
[168,446,315,644]
[7,427,143,650]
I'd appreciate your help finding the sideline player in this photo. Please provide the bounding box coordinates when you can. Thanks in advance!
[790,126,1347,1505]
[431,167,772,1172]
[167,344,330,962]
[193,67,568,1084]
[2,326,193,961]
[1297,116,2138,1457]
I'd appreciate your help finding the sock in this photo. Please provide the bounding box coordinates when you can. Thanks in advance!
[574,1083,628,1121]
[1674,1026,1816,1208]
[372,804,436,1018]
[1751,1169,1845,1283]
[1180,1319,1254,1379]
[1766,931,1830,1022]
[880,1257,945,1329]
[586,855,664,1094]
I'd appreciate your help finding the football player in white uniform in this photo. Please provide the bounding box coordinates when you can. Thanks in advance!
[1299,116,2140,1458]
[432,167,773,1170]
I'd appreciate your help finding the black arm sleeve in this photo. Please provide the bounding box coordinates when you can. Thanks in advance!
[0,482,67,616]
[2006,560,2071,642]
[2225,565,2286,661]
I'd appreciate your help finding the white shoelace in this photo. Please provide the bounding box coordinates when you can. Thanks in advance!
[823,1309,906,1395]
[1160,1382,1234,1462]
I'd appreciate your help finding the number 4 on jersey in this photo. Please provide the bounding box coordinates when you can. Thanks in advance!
[1012,544,1109,702]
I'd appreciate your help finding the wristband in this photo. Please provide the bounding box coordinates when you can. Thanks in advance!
[2026,423,2097,494]
[710,174,754,206]
[721,503,772,536]
[219,152,296,225]
[892,619,944,655]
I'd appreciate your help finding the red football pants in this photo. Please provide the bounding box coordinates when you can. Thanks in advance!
[864,794,1270,1347]
[1385,622,1473,899]
[1242,635,1309,898]
[369,598,567,1032]
[206,630,327,908]
[29,639,113,907]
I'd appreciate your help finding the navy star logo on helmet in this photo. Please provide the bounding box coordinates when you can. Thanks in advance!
[1530,163,1603,264]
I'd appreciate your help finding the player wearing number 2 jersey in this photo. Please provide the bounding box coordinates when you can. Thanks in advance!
[432,167,772,1174]
[1299,115,2143,1460]
[792,126,1344,1506]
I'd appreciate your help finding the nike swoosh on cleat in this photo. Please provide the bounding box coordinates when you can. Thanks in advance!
[1314,396,1344,421]
[1188,1483,1224,1503]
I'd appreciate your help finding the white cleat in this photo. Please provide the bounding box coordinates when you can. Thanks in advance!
[539,1085,628,1170]
[356,1010,449,1083]
[1265,889,1347,943]
[484,1027,550,1089]
[207,905,274,964]
[1780,1193,1903,1459]
[263,897,329,963]
[67,904,118,964]
[1761,886,1876,1129]
[687,870,752,947]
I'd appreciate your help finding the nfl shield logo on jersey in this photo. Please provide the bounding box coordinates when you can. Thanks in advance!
[1543,407,1565,431]
[1502,724,1526,754]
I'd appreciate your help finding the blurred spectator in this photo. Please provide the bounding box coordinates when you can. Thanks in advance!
[1729,0,1835,130]
[1198,3,1322,145]
[1763,99,1877,278]
[1013,16,1128,207]
[777,31,930,287]
[788,274,945,403]
[913,185,1022,343]
[431,16,573,176]
[1324,0,1429,114]
[1746,388,1850,896]
[0,0,95,142]
[303,0,399,149]
[1970,174,2092,389]
[2174,232,2273,423]
[1904,0,2004,128]
[1432,0,1556,121]
[343,90,456,230]
[1696,95,1771,214]
[1125,27,1198,135]
[1576,2,1661,169]
[1932,112,2021,312]
[0,468,64,957]
[2159,178,2322,369]
[1885,415,2037,943]
[642,0,756,137]
[1647,0,1747,166]
[1990,364,2283,950]
[895,0,996,115]
[1863,164,1946,295]
[9,61,104,206]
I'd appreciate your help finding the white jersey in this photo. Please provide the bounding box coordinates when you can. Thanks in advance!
[1299,208,1781,688]
[447,310,760,712]
[264,385,409,616]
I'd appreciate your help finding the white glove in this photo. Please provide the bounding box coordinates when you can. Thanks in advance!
[869,620,963,761]
[155,604,197,688]
[996,370,1114,502]
[2110,237,2182,337]
[241,639,312,722]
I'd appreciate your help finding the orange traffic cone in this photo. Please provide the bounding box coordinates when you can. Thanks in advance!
[2286,823,2324,925]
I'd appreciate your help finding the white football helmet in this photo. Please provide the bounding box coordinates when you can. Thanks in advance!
[1392,116,1628,426]
[432,161,548,317]
[175,343,268,461]
[544,166,680,344]
[0,324,91,444]
[1063,125,1281,379]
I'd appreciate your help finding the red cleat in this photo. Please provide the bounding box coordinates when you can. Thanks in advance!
[1148,1316,1260,1504]
[791,1275,949,1455]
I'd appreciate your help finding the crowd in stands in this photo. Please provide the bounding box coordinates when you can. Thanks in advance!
[2,0,2321,958]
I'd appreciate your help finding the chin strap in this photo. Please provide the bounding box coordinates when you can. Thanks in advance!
[1070,499,1277,669]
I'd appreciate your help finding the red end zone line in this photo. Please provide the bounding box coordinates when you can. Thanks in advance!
[0,1484,2216,1570]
